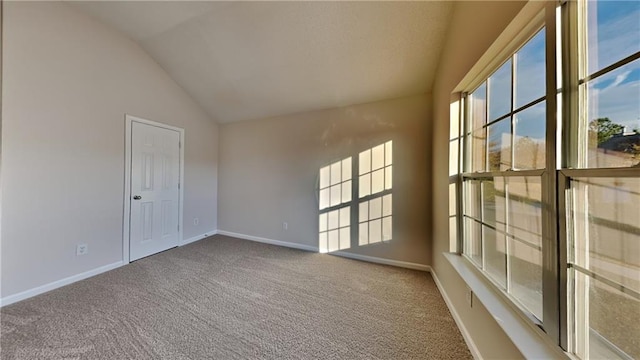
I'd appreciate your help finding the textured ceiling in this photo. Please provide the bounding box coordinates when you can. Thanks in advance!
[73,1,453,124]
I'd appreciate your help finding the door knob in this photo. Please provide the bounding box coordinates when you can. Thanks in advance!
[133,195,142,200]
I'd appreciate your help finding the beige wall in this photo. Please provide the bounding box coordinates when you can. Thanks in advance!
[1,2,218,298]
[219,95,431,265]
[431,1,527,358]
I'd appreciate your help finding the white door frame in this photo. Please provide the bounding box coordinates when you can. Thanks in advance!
[123,114,185,263]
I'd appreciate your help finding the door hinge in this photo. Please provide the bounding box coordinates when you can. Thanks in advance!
[177,224,180,231]
[178,182,180,190]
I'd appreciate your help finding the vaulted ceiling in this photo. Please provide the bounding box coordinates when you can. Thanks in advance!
[73,1,453,124]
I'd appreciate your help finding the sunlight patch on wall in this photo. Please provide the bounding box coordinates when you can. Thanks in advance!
[358,141,393,247]
[318,141,393,253]
[319,207,351,253]
[359,194,392,245]
[359,141,392,198]
[319,156,352,253]
[319,157,352,210]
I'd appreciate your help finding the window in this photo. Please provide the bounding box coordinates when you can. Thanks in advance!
[462,28,547,321]
[565,1,640,358]
[566,176,639,359]
[454,1,639,359]
[450,97,463,253]
[318,142,394,253]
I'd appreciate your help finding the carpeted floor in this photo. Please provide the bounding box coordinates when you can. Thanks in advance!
[1,235,471,359]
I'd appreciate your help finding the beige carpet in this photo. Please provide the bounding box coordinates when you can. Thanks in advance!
[1,235,471,359]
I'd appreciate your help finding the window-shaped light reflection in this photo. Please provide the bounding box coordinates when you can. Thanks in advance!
[359,141,392,199]
[319,157,353,210]
[321,142,394,252]
[357,141,393,247]
[319,207,351,253]
[318,156,353,252]
[359,194,392,246]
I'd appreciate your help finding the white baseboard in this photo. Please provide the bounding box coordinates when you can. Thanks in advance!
[216,231,430,272]
[1,231,217,308]
[430,268,482,360]
[0,261,124,308]
[181,230,217,246]
[331,251,431,272]
[216,230,319,252]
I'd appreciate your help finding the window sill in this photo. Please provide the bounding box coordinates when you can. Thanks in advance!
[443,252,569,360]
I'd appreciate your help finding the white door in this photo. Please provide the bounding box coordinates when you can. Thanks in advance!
[129,121,181,261]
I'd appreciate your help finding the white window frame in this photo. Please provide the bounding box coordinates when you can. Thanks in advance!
[451,1,640,358]
[457,4,555,330]
[450,1,563,355]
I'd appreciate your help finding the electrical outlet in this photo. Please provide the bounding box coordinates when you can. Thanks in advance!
[193,218,199,226]
[465,286,473,308]
[76,244,88,256]
[283,222,288,230]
